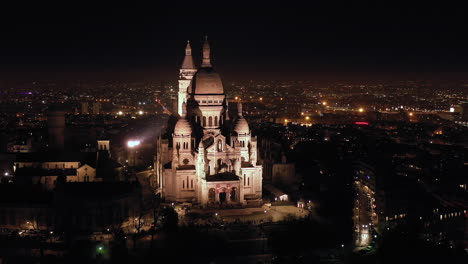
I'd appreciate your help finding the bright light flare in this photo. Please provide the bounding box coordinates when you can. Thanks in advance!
[358,108,364,113]
[127,140,141,148]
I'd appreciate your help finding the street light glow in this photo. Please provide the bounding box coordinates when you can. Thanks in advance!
[127,140,141,148]
[358,108,364,113]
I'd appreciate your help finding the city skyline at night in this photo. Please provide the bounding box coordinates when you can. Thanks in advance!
[0,3,466,264]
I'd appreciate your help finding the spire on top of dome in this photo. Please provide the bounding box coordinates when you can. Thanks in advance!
[237,101,243,117]
[182,102,187,117]
[185,40,191,55]
[201,35,212,68]
[181,40,196,69]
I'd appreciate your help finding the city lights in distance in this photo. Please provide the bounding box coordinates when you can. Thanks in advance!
[305,116,310,120]
[138,110,144,115]
[118,111,123,115]
[358,108,364,113]
[355,122,369,125]
[450,107,455,112]
[127,140,141,148]
[409,112,414,116]
[322,101,327,106]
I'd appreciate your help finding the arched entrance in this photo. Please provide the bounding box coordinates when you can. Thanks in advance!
[209,188,216,202]
[230,187,237,202]
[219,188,227,204]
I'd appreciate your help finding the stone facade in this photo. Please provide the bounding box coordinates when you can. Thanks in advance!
[155,38,263,206]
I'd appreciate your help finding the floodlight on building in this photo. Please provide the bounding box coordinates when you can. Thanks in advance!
[127,140,141,148]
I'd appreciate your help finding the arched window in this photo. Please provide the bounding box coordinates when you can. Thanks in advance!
[230,187,237,202]
[218,140,223,152]
[203,116,207,127]
[214,116,218,126]
[208,116,213,127]
[209,188,216,202]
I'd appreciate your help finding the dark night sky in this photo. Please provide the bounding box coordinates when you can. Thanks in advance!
[0,2,467,81]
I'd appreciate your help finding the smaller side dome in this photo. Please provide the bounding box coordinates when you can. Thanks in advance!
[174,102,192,135]
[174,118,192,136]
[234,117,249,135]
[233,101,249,134]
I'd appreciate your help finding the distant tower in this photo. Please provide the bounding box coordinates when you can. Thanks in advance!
[81,102,89,114]
[178,40,197,116]
[461,102,468,122]
[47,105,65,151]
[92,102,101,115]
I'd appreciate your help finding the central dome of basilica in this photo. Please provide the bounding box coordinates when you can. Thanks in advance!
[190,67,224,95]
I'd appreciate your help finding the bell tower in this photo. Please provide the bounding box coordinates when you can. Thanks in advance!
[178,40,197,116]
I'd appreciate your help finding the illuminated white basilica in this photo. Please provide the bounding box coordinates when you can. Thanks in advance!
[155,38,263,206]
